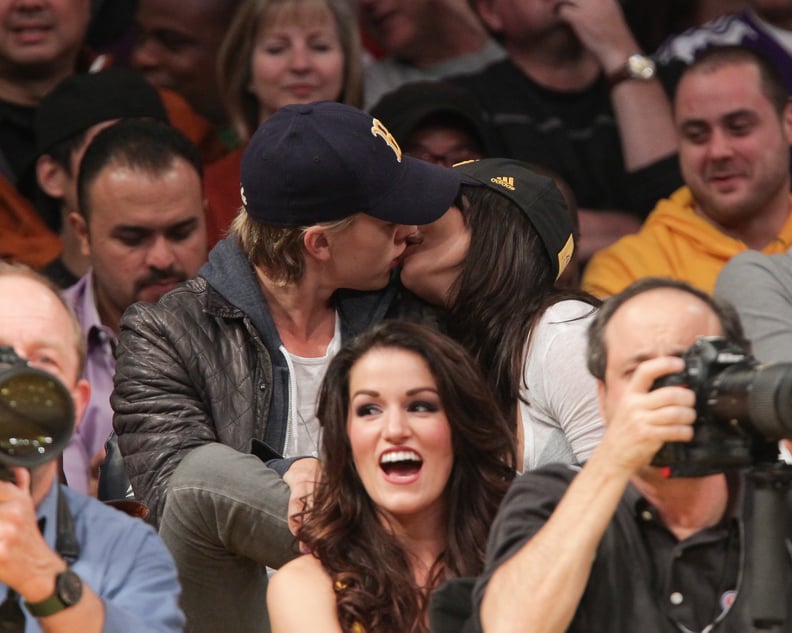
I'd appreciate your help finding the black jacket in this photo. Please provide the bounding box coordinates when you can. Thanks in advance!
[112,237,400,526]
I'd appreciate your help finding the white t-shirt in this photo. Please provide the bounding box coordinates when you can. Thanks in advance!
[281,315,341,458]
[519,299,604,472]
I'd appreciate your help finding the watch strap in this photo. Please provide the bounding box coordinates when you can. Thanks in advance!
[24,569,82,617]
[607,54,656,88]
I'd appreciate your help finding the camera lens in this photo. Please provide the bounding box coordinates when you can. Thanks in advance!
[0,365,74,468]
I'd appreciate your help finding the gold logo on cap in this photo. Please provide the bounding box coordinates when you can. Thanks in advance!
[556,233,575,280]
[371,118,402,162]
[491,176,515,191]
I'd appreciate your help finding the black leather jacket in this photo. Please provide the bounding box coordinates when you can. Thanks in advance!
[111,238,400,526]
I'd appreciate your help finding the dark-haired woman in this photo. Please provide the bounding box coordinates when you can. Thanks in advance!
[266,320,515,633]
[400,158,603,472]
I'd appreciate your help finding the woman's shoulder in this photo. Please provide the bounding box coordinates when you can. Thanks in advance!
[267,555,343,632]
[537,298,598,329]
[270,553,331,591]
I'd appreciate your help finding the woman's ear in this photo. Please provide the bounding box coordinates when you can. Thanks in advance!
[303,226,332,262]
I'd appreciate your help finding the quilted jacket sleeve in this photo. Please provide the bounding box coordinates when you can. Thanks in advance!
[111,291,220,527]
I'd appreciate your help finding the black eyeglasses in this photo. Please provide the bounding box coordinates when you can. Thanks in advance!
[0,589,25,633]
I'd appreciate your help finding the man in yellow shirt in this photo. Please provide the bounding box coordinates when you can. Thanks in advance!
[583,45,792,297]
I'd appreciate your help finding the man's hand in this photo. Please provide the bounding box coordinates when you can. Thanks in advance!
[598,356,696,476]
[282,458,321,538]
[0,468,67,603]
[555,0,639,74]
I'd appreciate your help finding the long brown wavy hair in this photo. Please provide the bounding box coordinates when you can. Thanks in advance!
[445,185,599,426]
[297,320,515,633]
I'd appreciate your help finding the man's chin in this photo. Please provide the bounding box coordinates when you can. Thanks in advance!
[136,280,181,303]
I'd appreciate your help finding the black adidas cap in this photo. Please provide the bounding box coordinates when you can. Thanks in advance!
[455,158,575,280]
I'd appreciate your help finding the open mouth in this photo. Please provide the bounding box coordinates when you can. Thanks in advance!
[380,449,423,478]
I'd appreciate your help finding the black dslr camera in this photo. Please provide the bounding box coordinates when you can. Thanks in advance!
[650,337,792,477]
[0,345,74,480]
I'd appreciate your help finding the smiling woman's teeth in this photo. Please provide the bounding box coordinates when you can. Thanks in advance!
[381,450,420,464]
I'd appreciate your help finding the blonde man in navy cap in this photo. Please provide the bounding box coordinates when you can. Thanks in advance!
[112,101,460,633]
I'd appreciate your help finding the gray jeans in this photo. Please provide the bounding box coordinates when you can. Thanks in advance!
[158,443,298,633]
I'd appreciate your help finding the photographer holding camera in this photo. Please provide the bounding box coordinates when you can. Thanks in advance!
[0,263,183,633]
[468,277,792,633]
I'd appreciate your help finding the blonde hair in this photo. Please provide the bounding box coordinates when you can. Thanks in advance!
[218,0,363,141]
[230,210,355,283]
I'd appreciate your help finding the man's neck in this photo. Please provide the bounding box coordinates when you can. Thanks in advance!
[695,187,792,250]
[255,267,336,357]
[632,471,729,541]
[505,28,602,91]
[0,66,75,107]
[93,280,122,338]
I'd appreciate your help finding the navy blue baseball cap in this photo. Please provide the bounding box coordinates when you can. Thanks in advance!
[240,101,461,226]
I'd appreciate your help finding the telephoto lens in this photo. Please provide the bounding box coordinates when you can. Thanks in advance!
[0,345,74,479]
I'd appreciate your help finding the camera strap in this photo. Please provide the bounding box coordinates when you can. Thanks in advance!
[55,484,80,563]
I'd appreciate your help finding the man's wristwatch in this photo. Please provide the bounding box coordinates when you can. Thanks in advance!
[607,53,656,87]
[24,569,83,617]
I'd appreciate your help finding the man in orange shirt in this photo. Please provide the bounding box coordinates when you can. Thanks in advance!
[583,45,792,297]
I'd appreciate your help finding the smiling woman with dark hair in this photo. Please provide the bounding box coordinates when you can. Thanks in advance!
[267,320,515,633]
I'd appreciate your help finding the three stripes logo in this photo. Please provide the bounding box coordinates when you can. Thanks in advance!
[490,176,515,191]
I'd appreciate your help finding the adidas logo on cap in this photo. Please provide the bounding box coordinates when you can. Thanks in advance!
[490,176,515,191]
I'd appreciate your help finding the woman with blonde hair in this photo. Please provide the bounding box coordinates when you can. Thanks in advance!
[204,0,363,246]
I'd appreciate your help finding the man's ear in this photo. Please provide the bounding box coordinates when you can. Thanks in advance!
[783,98,792,145]
[36,155,69,199]
[303,226,332,262]
[68,211,91,258]
[70,378,91,431]
[473,0,503,34]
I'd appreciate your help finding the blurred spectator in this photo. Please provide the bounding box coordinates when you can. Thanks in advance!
[655,0,792,94]
[456,0,682,263]
[623,0,746,54]
[0,0,92,269]
[359,0,505,108]
[132,0,240,136]
[369,79,492,166]
[715,247,792,364]
[33,67,169,288]
[204,0,362,247]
